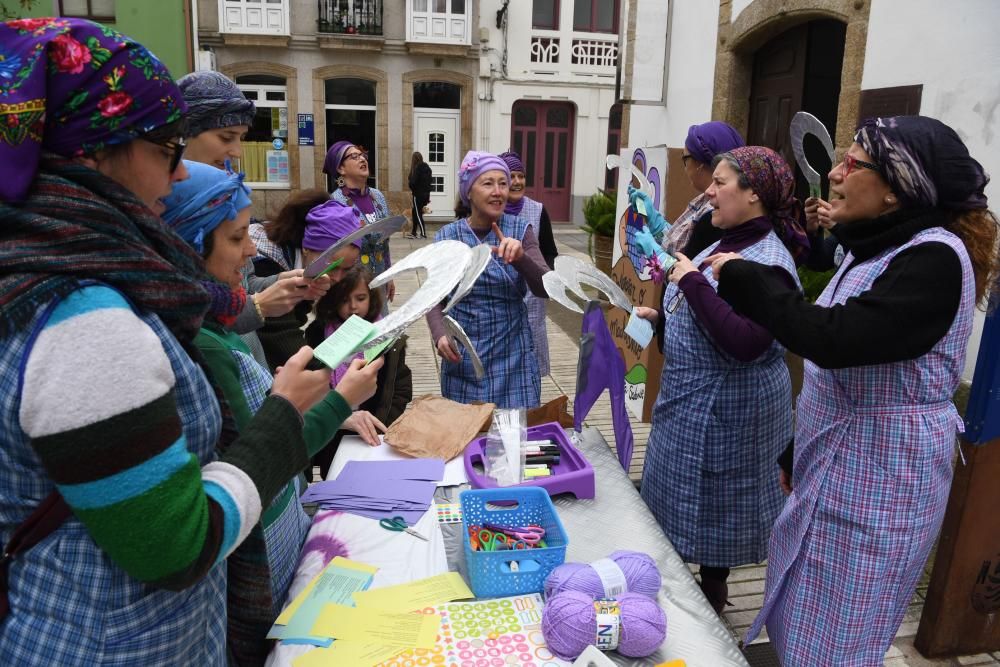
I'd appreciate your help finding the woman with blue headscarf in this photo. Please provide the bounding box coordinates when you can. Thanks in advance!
[162,161,382,664]
[711,116,1000,664]
[425,151,550,408]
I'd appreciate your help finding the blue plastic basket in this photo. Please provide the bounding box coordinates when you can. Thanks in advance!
[460,487,569,598]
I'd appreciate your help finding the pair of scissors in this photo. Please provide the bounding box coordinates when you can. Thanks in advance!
[379,516,428,541]
[477,529,530,551]
[484,523,545,546]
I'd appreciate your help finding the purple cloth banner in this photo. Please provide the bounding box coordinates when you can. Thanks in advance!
[574,301,634,470]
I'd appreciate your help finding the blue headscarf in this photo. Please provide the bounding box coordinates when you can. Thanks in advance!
[162,160,252,252]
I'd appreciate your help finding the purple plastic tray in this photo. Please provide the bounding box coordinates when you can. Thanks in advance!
[463,422,595,499]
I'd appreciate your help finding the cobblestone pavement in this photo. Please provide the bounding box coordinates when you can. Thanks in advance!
[385,225,999,666]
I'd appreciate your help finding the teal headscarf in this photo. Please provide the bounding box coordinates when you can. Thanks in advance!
[162,160,253,252]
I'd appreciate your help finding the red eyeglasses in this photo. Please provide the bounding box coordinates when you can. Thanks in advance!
[841,153,879,178]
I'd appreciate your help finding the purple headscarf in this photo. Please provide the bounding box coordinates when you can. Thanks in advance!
[303,200,362,251]
[725,146,810,265]
[856,115,989,211]
[457,150,510,206]
[685,121,745,165]
[499,150,526,215]
[323,140,355,176]
[0,18,186,202]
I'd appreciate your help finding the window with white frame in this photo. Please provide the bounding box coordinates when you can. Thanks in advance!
[59,0,115,21]
[324,78,378,190]
[236,75,290,186]
[220,0,289,36]
[407,0,471,45]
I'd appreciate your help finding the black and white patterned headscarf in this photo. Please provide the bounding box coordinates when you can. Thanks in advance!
[856,116,989,211]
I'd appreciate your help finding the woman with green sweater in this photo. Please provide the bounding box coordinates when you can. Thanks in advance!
[162,160,382,664]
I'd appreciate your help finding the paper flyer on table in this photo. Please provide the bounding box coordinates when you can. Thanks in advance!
[351,572,473,612]
[309,603,440,648]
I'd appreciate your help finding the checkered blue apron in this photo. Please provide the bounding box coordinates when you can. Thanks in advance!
[747,228,974,666]
[641,231,797,567]
[331,187,392,277]
[0,291,227,666]
[436,217,541,409]
[518,198,551,377]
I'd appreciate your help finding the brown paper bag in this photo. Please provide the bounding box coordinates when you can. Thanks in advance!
[384,395,495,460]
[526,395,575,429]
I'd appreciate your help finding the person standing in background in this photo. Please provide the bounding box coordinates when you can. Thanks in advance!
[408,151,432,239]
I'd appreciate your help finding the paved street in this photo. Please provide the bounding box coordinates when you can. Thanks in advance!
[385,225,1000,667]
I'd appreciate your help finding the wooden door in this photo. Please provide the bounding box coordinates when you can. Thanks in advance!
[510,101,575,221]
[747,23,808,168]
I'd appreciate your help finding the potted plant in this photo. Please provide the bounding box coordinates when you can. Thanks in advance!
[581,189,617,276]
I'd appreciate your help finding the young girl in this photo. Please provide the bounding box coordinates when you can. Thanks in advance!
[307,267,413,474]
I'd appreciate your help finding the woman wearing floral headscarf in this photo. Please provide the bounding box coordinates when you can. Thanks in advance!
[635,146,807,614]
[0,18,335,665]
[161,162,380,664]
[711,116,1000,665]
[425,151,550,408]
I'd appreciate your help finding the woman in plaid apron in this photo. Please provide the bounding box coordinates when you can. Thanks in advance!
[638,147,809,614]
[713,116,999,665]
[426,151,550,409]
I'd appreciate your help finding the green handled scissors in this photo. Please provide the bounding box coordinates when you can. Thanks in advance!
[379,516,429,541]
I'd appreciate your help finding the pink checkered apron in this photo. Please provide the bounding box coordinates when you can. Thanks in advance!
[746,228,975,666]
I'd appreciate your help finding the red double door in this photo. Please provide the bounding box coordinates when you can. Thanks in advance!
[509,101,575,222]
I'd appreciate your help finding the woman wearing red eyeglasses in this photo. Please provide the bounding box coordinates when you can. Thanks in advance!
[709,116,1000,665]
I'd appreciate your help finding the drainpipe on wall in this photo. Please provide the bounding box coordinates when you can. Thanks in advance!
[190,0,200,69]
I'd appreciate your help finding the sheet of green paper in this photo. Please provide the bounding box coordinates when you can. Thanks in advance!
[352,572,473,612]
[313,314,376,369]
[267,556,377,643]
[313,257,344,279]
[635,198,648,217]
[363,336,397,364]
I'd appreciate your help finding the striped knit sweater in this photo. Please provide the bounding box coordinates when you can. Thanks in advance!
[18,285,309,589]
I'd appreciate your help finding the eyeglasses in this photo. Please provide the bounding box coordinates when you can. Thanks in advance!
[144,136,186,173]
[666,290,685,314]
[841,153,879,178]
[343,151,369,163]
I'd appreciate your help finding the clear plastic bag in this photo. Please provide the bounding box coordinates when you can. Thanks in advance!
[482,408,526,487]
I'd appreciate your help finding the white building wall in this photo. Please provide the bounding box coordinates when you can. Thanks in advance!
[627,0,720,150]
[864,0,1000,380]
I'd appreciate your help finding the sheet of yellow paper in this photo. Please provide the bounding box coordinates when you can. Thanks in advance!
[274,557,378,626]
[310,604,440,648]
[292,642,404,667]
[352,571,473,612]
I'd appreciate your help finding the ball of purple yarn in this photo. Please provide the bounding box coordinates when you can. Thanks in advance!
[544,550,661,599]
[541,590,667,659]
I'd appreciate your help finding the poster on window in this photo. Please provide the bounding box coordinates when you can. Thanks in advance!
[609,146,668,422]
[266,150,289,184]
[271,108,288,138]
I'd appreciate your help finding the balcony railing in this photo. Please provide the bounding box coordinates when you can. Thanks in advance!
[571,36,618,67]
[529,31,618,76]
[317,0,383,35]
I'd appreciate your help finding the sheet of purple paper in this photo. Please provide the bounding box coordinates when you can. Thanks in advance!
[338,458,445,482]
[300,478,436,505]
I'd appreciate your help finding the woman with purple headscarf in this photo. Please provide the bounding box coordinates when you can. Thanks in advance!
[0,18,335,664]
[636,146,807,615]
[426,151,550,408]
[711,116,1000,664]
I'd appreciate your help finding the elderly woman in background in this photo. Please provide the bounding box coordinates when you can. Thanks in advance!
[635,146,809,614]
[630,121,745,259]
[323,140,395,306]
[0,19,332,665]
[711,116,1000,665]
[161,162,380,664]
[499,150,558,377]
[178,70,330,365]
[426,151,550,409]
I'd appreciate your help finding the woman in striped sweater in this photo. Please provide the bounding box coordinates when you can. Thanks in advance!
[0,19,356,665]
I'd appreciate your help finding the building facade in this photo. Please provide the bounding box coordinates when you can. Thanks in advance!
[197,0,481,218]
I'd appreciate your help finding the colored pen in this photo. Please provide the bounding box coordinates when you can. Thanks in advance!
[524,468,552,478]
[525,439,556,447]
[524,445,559,453]
[525,455,560,465]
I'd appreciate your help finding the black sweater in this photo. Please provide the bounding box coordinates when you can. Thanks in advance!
[717,208,964,370]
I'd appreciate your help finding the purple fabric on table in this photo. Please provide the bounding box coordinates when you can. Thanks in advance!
[0,17,186,202]
[303,200,362,251]
[684,121,745,165]
[574,300,634,471]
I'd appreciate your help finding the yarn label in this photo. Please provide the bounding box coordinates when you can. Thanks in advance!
[593,599,621,651]
[591,558,628,597]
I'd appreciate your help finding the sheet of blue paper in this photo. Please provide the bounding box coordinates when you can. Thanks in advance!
[267,560,374,645]
[339,459,445,482]
[625,307,655,349]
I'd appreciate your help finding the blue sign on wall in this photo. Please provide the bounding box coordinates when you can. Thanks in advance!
[297,113,314,146]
